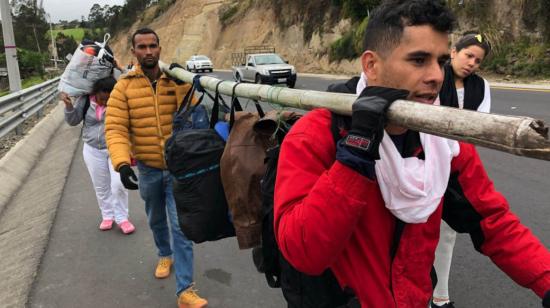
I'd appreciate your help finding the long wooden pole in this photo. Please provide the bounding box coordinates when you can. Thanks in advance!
[160,62,550,161]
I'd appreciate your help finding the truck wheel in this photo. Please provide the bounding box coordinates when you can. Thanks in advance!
[235,73,242,83]
[255,74,262,84]
[287,81,296,88]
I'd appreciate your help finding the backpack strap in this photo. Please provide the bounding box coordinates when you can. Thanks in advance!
[81,96,91,129]
[229,83,243,131]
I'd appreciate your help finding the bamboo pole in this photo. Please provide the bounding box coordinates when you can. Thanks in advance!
[160,62,550,161]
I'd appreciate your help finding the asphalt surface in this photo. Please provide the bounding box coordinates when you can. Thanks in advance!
[29,71,550,307]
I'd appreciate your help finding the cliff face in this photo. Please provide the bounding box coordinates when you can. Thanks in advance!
[110,0,361,75]
[110,0,548,76]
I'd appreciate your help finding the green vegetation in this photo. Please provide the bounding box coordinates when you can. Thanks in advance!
[0,76,47,97]
[54,32,78,59]
[329,15,368,61]
[153,0,177,19]
[219,3,239,27]
[21,75,46,88]
[0,49,48,78]
[483,37,550,77]
[49,28,86,41]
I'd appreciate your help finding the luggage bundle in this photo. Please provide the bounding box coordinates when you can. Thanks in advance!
[165,77,235,243]
[58,34,115,96]
[165,75,355,306]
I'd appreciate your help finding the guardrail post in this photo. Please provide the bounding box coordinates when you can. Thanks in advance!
[15,122,23,135]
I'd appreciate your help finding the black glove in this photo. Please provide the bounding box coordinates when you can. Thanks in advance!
[342,86,409,160]
[169,62,183,70]
[543,290,550,307]
[119,164,139,190]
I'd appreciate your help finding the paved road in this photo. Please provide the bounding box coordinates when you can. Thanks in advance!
[30,71,550,307]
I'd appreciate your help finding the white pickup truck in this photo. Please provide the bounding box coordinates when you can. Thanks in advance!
[185,55,213,73]
[231,46,297,88]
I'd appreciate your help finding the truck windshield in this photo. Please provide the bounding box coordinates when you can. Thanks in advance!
[254,54,285,65]
[195,56,209,60]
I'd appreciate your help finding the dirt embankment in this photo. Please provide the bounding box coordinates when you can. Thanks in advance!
[110,0,362,75]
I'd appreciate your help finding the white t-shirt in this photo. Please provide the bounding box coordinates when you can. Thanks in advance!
[455,78,491,112]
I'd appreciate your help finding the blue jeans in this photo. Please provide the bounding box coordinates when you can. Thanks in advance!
[137,162,193,295]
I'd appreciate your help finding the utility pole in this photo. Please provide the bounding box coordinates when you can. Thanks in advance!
[0,0,22,92]
[47,13,57,69]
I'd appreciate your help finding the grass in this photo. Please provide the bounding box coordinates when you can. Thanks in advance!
[0,76,47,97]
[48,28,86,41]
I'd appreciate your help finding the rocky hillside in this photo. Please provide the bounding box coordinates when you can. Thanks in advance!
[110,0,361,74]
[110,0,550,77]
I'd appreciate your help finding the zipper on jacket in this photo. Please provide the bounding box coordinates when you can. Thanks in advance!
[148,78,165,157]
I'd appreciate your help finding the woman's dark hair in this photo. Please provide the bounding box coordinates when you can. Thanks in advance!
[363,0,456,57]
[92,77,116,94]
[454,33,491,57]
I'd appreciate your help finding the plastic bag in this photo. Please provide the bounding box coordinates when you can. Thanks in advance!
[58,34,115,96]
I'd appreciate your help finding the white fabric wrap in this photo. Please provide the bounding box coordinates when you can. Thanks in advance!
[356,73,460,223]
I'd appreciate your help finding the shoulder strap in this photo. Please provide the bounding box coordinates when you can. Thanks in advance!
[82,96,91,127]
[83,96,91,117]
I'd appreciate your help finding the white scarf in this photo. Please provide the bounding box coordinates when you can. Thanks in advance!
[356,74,460,223]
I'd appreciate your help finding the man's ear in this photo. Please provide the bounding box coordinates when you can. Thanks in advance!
[361,50,379,82]
[131,47,135,57]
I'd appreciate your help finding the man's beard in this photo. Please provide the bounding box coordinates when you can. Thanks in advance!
[140,58,158,69]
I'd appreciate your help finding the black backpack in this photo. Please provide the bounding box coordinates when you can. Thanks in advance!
[253,112,358,308]
[165,79,235,243]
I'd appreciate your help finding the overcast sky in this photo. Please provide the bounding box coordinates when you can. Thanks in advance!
[43,0,125,22]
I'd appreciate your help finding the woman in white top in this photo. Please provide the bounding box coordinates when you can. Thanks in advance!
[432,33,492,308]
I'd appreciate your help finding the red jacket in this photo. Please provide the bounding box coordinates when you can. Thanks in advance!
[274,108,550,307]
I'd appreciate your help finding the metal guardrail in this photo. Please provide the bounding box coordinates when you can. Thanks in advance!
[0,77,60,139]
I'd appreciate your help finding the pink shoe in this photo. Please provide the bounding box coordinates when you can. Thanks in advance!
[99,219,114,231]
[119,220,135,234]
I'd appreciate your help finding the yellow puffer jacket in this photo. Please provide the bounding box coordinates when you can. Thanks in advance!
[105,66,193,170]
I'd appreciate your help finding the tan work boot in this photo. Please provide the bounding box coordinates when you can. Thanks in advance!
[177,285,208,308]
[154,256,172,279]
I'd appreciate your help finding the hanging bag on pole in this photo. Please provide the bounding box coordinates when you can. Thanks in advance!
[220,85,279,249]
[165,76,235,243]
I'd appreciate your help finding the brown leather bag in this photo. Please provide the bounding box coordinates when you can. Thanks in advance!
[220,98,298,249]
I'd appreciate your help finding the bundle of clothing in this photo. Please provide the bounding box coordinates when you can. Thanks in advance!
[58,34,115,96]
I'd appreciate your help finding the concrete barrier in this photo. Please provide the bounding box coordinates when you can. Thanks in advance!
[0,103,65,217]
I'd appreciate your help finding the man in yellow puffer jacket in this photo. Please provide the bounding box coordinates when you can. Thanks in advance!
[105,28,207,308]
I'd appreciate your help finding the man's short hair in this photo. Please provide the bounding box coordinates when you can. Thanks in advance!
[131,28,160,47]
[363,0,456,57]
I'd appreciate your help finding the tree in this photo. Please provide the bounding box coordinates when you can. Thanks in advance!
[88,3,104,29]
[12,0,49,52]
[55,32,78,59]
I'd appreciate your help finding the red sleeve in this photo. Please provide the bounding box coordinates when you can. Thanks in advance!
[451,142,550,297]
[273,109,376,275]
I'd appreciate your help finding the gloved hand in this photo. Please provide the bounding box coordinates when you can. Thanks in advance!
[169,62,183,70]
[543,290,550,307]
[342,86,409,160]
[119,164,139,190]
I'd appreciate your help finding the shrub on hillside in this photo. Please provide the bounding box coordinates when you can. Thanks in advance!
[329,15,368,62]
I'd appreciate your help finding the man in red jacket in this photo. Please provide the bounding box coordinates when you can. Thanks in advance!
[274,0,550,307]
